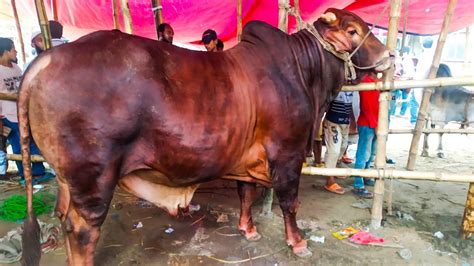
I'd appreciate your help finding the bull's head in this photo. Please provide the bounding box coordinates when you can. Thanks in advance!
[315,8,394,73]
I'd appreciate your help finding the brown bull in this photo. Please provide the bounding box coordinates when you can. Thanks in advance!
[19,8,392,265]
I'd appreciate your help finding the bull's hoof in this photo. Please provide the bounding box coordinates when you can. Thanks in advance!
[437,152,446,159]
[421,151,429,157]
[240,230,262,241]
[293,246,313,258]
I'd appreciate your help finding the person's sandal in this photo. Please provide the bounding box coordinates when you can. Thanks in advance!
[352,188,373,199]
[324,183,345,195]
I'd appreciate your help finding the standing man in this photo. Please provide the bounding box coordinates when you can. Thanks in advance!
[201,29,218,52]
[0,38,48,184]
[322,91,354,195]
[352,73,380,199]
[157,23,174,44]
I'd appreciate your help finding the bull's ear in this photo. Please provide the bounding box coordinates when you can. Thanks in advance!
[320,12,337,24]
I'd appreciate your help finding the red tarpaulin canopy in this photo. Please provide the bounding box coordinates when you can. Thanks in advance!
[8,0,474,47]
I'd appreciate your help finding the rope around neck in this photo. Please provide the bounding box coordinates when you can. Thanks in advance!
[284,5,390,82]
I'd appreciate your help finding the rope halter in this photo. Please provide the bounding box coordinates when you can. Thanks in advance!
[284,6,390,83]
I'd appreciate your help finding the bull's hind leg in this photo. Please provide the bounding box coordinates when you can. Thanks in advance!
[237,181,261,241]
[268,151,311,258]
[57,167,118,266]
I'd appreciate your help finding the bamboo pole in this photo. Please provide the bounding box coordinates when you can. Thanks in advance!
[151,0,163,39]
[400,0,409,50]
[371,0,401,230]
[342,76,474,92]
[407,0,457,170]
[389,128,474,134]
[10,0,26,65]
[294,0,302,31]
[462,175,474,239]
[302,167,474,183]
[7,154,45,163]
[112,0,120,30]
[34,0,52,50]
[51,0,58,20]
[278,0,288,32]
[237,0,242,42]
[119,0,133,34]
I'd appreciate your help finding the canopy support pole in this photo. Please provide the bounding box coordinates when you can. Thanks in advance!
[11,0,26,65]
[371,0,401,230]
[51,0,58,20]
[152,0,164,39]
[407,0,457,170]
[237,0,242,41]
[119,0,133,34]
[112,0,120,30]
[34,0,52,50]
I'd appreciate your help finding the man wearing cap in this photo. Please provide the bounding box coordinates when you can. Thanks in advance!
[157,23,174,44]
[201,29,218,52]
[26,21,66,70]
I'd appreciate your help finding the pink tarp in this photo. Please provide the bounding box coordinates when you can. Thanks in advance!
[13,0,474,47]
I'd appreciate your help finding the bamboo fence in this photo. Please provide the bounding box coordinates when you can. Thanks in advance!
[302,167,474,183]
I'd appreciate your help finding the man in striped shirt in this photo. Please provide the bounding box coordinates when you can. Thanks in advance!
[323,91,353,195]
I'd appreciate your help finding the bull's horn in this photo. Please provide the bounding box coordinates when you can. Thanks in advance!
[320,12,337,24]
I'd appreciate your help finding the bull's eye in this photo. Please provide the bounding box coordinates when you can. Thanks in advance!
[348,30,357,36]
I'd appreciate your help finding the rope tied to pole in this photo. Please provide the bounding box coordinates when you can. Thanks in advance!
[284,4,391,83]
[151,5,162,11]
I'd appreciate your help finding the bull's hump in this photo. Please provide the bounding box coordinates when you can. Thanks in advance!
[241,21,286,45]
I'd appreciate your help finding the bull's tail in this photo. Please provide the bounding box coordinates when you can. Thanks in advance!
[18,55,51,266]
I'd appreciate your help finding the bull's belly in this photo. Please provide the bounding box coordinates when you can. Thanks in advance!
[118,142,272,215]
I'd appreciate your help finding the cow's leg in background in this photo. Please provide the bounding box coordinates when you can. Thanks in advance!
[237,181,262,241]
[437,132,445,158]
[421,120,430,157]
[268,151,311,258]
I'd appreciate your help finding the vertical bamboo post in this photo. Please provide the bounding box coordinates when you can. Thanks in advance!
[261,0,289,218]
[371,0,401,229]
[34,0,52,50]
[151,0,163,39]
[237,0,242,42]
[462,174,474,239]
[10,0,26,65]
[278,0,288,32]
[112,0,120,30]
[119,0,133,34]
[51,0,58,20]
[400,0,409,50]
[407,0,457,170]
[294,0,302,31]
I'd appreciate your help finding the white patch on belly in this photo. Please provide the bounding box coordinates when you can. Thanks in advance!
[119,174,198,216]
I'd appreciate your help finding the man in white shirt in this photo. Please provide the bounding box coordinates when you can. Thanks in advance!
[0,37,47,184]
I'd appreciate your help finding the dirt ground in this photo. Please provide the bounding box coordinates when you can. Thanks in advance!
[0,115,473,265]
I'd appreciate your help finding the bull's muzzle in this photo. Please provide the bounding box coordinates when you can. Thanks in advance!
[374,50,395,72]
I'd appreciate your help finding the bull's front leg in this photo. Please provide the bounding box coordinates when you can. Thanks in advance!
[237,181,261,241]
[269,152,312,258]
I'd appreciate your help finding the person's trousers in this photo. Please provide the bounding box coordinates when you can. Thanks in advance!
[353,125,376,189]
[323,120,349,168]
[2,118,45,177]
